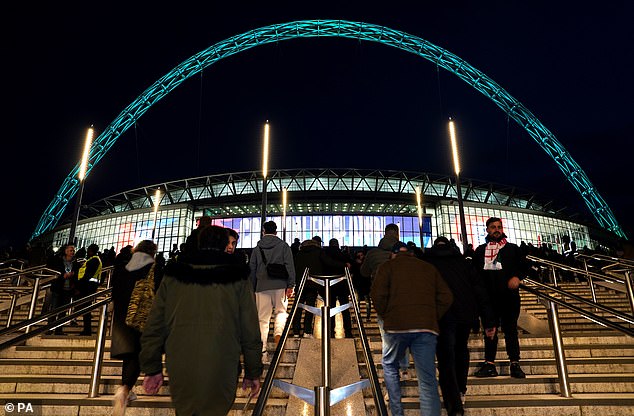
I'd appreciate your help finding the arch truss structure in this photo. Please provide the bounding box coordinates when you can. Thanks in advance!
[32,20,625,239]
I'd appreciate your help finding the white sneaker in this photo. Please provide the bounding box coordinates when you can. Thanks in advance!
[303,333,314,339]
[112,386,128,416]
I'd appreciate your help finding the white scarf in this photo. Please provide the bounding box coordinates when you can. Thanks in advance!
[484,238,506,270]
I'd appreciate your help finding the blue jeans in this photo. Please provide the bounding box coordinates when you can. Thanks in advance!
[377,318,409,371]
[382,331,440,416]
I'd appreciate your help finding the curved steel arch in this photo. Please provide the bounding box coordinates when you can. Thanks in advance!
[32,19,625,239]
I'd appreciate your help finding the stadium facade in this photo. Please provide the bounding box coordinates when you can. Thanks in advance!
[41,168,597,254]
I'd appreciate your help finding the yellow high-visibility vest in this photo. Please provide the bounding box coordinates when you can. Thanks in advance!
[77,255,102,283]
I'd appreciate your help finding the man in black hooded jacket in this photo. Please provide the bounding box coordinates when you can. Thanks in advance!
[423,236,495,416]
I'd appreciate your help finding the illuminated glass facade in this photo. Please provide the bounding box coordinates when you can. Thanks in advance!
[437,203,591,252]
[52,206,192,254]
[208,213,435,249]
[47,169,595,256]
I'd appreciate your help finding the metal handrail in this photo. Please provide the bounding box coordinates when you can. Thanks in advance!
[253,268,310,413]
[0,289,112,351]
[521,279,634,328]
[252,268,387,416]
[520,277,634,398]
[526,255,624,284]
[526,254,634,316]
[0,270,114,398]
[575,253,634,268]
[0,287,112,346]
[0,259,26,269]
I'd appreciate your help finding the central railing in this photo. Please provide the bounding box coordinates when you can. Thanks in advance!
[252,267,388,416]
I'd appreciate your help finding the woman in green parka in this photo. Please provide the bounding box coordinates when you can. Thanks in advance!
[140,225,263,415]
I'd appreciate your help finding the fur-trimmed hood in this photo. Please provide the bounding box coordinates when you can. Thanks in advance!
[163,249,250,285]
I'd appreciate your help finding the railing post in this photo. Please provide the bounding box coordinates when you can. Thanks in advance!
[25,276,41,334]
[546,299,571,397]
[550,265,559,287]
[318,276,332,416]
[6,275,22,328]
[582,259,598,305]
[624,270,634,317]
[89,269,112,397]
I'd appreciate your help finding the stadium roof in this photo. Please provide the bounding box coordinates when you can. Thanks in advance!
[71,168,583,223]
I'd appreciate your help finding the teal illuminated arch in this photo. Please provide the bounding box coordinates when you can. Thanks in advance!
[32,19,625,239]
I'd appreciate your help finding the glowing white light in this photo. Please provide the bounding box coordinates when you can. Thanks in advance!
[153,188,161,214]
[416,185,423,223]
[78,127,93,181]
[262,121,270,178]
[282,187,287,215]
[449,119,461,175]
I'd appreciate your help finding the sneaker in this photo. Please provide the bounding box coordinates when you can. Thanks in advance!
[261,351,269,363]
[127,390,138,402]
[112,386,128,416]
[399,369,411,381]
[460,392,466,405]
[302,333,314,339]
[510,362,526,378]
[474,362,498,377]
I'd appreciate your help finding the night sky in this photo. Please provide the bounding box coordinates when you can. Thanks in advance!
[2,2,632,250]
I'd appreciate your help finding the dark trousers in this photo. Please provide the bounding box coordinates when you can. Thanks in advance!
[121,353,141,389]
[484,290,521,362]
[77,281,99,334]
[329,289,353,338]
[292,284,319,335]
[48,290,73,332]
[437,320,471,415]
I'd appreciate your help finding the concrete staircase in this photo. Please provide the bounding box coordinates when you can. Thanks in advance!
[0,281,633,415]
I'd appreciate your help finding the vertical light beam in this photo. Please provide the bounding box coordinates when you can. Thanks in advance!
[79,126,94,181]
[262,121,270,179]
[449,119,460,176]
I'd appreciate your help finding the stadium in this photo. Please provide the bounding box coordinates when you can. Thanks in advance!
[36,167,603,255]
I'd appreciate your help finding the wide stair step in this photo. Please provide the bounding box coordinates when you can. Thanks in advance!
[1,281,633,414]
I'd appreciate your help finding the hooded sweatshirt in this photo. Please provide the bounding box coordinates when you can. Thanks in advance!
[249,234,296,292]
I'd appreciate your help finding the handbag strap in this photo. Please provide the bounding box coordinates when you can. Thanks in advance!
[258,246,268,265]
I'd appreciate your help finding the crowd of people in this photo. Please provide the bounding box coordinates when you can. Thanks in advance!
[2,217,634,416]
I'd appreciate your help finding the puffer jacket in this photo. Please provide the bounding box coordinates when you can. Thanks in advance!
[139,249,262,416]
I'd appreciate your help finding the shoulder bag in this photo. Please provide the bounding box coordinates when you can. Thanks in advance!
[258,247,289,280]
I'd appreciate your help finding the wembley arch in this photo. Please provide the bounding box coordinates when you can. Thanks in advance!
[31,19,625,240]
